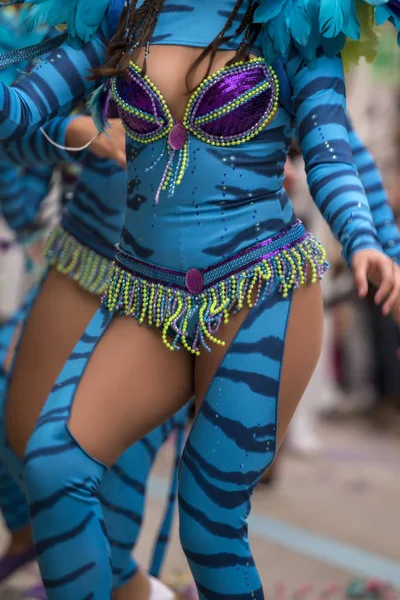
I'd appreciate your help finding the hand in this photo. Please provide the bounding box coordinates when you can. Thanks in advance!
[90,119,126,169]
[352,250,400,316]
[66,116,126,169]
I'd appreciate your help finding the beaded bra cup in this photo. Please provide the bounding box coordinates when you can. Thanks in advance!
[111,57,279,202]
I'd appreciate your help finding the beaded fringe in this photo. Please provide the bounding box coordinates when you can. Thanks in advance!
[44,226,114,296]
[102,236,329,355]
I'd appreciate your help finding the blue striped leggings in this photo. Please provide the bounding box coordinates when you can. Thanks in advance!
[0,283,188,591]
[4,286,293,599]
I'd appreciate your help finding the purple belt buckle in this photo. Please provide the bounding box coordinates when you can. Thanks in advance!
[185,268,204,295]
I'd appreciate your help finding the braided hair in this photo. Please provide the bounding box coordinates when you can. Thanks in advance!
[94,0,261,89]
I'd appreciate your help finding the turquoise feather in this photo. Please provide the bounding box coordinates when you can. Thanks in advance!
[253,0,288,23]
[270,9,290,55]
[0,7,48,84]
[342,0,360,38]
[255,0,398,67]
[319,0,352,37]
[87,83,110,134]
[24,0,110,48]
[288,0,311,46]
[363,1,389,5]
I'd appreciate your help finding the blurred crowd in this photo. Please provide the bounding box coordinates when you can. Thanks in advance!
[276,27,400,467]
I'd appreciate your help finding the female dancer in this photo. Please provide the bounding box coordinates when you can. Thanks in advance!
[0,113,185,600]
[1,1,400,598]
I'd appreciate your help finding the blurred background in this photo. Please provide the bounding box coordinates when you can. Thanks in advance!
[0,22,399,600]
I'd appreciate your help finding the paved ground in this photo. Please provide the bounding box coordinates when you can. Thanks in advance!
[0,418,399,599]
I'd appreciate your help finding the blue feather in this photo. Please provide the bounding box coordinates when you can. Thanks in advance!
[87,83,110,134]
[375,4,391,23]
[260,27,277,65]
[254,0,397,68]
[288,0,311,46]
[375,2,400,31]
[254,0,288,24]
[270,9,291,55]
[321,31,346,56]
[362,1,390,5]
[319,0,352,37]
[0,7,48,84]
[24,0,110,48]
[342,0,360,39]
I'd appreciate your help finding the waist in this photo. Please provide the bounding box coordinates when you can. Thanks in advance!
[62,213,116,261]
[104,220,329,354]
[115,220,309,294]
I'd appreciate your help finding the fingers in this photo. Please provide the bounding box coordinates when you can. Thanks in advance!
[383,267,400,316]
[116,150,127,169]
[374,259,393,307]
[353,256,369,298]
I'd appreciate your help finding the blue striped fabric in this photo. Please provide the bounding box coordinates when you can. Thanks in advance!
[0,3,391,598]
[347,120,400,264]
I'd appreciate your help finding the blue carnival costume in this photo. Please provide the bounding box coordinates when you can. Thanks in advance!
[0,7,55,549]
[0,112,188,588]
[0,0,399,598]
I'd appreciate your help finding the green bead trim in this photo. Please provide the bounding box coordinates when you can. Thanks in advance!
[102,235,329,355]
[44,226,114,296]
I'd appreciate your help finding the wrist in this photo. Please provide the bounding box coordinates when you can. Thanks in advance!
[65,116,97,149]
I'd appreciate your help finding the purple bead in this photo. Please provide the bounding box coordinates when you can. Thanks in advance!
[169,122,188,150]
[186,268,204,295]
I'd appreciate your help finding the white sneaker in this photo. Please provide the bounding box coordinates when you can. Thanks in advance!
[287,421,322,456]
[149,576,176,600]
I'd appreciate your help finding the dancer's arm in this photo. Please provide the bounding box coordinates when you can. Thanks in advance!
[0,116,82,165]
[289,50,381,263]
[0,115,126,168]
[346,119,400,264]
[0,27,108,141]
[288,48,400,312]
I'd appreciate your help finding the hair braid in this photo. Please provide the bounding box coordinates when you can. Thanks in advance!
[94,0,261,87]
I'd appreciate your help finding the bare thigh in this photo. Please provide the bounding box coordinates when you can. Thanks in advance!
[6,269,100,460]
[195,283,324,449]
[67,315,194,467]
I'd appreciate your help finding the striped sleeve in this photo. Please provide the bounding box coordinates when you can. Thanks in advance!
[0,115,85,166]
[0,162,53,232]
[346,119,400,264]
[0,28,107,142]
[287,48,382,264]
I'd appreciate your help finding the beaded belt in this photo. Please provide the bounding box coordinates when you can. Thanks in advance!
[44,225,114,296]
[102,220,329,354]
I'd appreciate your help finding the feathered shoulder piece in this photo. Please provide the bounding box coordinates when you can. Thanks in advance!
[253,0,400,68]
[1,0,111,49]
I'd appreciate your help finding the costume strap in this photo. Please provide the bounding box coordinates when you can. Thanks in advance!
[0,32,66,71]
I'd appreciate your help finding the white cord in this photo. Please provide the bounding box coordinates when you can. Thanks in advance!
[40,127,100,152]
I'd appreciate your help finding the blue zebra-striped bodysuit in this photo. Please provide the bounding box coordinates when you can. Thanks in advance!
[0,1,394,598]
[0,7,55,538]
[0,114,189,588]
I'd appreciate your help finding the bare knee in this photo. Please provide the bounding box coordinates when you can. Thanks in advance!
[24,424,105,505]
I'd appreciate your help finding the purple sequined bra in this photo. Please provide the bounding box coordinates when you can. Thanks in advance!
[111,57,279,201]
